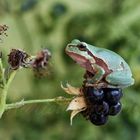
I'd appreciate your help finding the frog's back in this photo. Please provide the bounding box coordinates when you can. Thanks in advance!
[89,45,131,72]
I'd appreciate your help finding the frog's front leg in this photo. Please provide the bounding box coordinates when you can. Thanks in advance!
[86,64,105,84]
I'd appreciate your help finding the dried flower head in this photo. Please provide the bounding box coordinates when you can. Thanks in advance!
[32,48,51,69]
[0,25,8,40]
[32,48,51,77]
[8,49,30,70]
[61,83,87,125]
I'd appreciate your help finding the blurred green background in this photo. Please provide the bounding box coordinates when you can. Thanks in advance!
[0,0,140,140]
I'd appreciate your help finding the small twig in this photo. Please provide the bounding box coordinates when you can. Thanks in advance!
[5,96,72,110]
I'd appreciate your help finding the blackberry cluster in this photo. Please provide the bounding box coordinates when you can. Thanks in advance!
[82,86,123,126]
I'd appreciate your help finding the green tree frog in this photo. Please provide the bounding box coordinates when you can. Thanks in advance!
[65,39,134,88]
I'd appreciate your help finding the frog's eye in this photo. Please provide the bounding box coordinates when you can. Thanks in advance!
[77,44,87,51]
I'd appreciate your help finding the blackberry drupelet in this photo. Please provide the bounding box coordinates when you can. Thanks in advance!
[83,86,104,103]
[89,113,108,125]
[104,88,123,105]
[94,101,109,115]
[109,102,122,116]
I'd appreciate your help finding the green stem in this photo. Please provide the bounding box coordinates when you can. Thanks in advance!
[6,96,72,110]
[0,59,6,86]
[0,70,17,118]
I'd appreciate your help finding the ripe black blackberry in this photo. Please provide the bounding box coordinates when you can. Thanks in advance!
[82,86,123,126]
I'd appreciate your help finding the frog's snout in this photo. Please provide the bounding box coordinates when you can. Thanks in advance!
[71,39,81,44]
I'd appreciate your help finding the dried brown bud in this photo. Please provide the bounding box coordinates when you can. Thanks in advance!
[0,25,8,37]
[32,48,51,69]
[8,49,29,70]
[32,49,51,77]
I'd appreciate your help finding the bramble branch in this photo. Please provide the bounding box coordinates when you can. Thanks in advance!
[5,97,72,110]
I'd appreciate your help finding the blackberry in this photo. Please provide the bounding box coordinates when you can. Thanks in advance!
[82,86,123,126]
[89,113,108,126]
[109,102,122,116]
[104,88,123,105]
[84,87,104,103]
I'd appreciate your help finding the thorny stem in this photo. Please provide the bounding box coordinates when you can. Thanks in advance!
[6,97,72,110]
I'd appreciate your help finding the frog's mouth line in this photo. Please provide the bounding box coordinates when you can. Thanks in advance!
[66,51,93,73]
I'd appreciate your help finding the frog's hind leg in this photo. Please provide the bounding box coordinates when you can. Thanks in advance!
[106,71,134,88]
